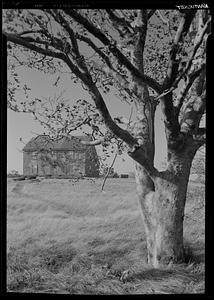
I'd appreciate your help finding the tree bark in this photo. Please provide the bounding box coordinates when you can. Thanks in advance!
[135,147,196,268]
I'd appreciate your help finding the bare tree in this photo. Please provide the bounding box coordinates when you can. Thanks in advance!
[3,8,209,267]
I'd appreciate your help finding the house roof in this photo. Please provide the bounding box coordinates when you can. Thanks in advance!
[23,135,92,152]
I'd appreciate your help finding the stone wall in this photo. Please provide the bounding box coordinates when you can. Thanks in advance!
[38,151,85,176]
[23,152,38,176]
[23,149,99,177]
[85,147,99,177]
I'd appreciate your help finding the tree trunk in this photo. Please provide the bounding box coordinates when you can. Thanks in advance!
[135,150,194,268]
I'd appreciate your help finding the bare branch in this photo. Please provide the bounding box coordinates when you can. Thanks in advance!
[19,30,44,36]
[47,9,89,73]
[175,64,206,116]
[164,10,197,88]
[128,144,158,178]
[101,105,134,191]
[4,25,139,151]
[171,15,211,88]
[154,12,208,144]
[156,10,172,38]
[131,10,148,72]
[193,127,206,141]
[76,33,113,69]
[147,9,156,19]
[4,31,65,60]
[154,60,206,103]
[105,9,134,34]
[67,117,91,133]
[80,137,105,146]
[156,10,169,25]
[101,150,118,191]
[81,76,138,149]
[75,34,141,102]
[155,11,197,143]
[51,49,139,150]
[180,87,206,135]
[59,54,87,82]
[187,127,206,149]
[64,9,162,94]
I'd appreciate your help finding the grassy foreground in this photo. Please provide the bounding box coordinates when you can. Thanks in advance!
[7,178,205,294]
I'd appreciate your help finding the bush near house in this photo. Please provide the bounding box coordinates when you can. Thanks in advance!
[120,174,129,178]
[7,170,20,178]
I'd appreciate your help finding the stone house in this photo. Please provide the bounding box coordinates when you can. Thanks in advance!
[23,135,99,177]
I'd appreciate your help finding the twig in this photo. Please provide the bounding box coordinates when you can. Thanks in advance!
[101,151,118,191]
[156,10,172,39]
[101,107,133,191]
[81,137,105,146]
[128,106,133,125]
[16,147,23,153]
[154,16,210,103]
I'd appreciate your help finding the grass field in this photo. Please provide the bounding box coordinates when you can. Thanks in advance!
[7,177,205,294]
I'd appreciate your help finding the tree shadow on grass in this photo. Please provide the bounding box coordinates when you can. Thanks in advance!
[132,268,174,282]
[129,241,205,288]
[130,263,204,295]
[184,241,205,264]
[88,247,129,267]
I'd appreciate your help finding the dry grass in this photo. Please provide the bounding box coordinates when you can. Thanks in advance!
[7,178,205,294]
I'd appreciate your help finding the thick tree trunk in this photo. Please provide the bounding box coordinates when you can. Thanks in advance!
[135,150,194,268]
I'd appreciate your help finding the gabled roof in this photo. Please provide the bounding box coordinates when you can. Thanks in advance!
[23,135,92,152]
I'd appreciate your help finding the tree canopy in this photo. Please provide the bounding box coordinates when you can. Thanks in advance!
[3,9,209,172]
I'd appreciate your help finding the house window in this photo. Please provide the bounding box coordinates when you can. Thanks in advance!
[32,152,37,159]
[51,151,57,159]
[68,151,74,159]
[75,152,82,159]
[79,152,84,160]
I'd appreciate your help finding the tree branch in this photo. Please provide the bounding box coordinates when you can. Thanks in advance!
[80,137,105,146]
[75,33,113,69]
[101,150,118,191]
[59,53,87,82]
[5,30,141,154]
[4,31,65,60]
[4,9,168,179]
[147,9,156,19]
[175,63,206,117]
[164,10,196,88]
[157,11,199,145]
[76,34,141,102]
[105,9,134,35]
[6,29,136,152]
[156,10,172,38]
[186,127,206,150]
[131,10,148,72]
[128,144,158,178]
[156,10,169,25]
[19,30,44,36]
[64,9,162,94]
[47,9,89,73]
[45,45,139,151]
[180,83,206,135]
[193,127,206,144]
[157,13,211,101]
[80,76,138,149]
[171,15,211,89]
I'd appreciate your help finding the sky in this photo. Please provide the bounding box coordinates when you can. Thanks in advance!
[7,67,167,175]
